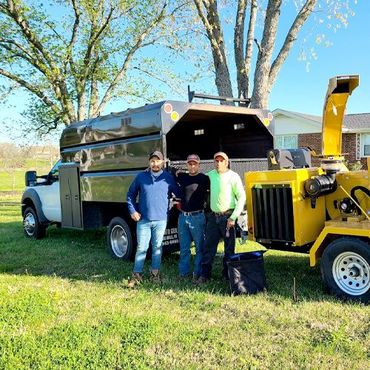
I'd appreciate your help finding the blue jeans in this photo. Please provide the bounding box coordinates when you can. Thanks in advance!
[133,219,167,273]
[200,212,236,279]
[178,212,206,277]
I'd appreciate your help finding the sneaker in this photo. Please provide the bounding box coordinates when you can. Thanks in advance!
[178,273,191,281]
[192,274,200,284]
[150,269,161,283]
[127,272,143,288]
[193,276,209,285]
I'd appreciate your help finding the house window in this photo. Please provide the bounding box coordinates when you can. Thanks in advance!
[275,135,298,149]
[194,129,204,136]
[361,133,370,157]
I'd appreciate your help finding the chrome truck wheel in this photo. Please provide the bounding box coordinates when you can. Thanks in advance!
[107,217,134,260]
[321,237,370,303]
[23,207,46,239]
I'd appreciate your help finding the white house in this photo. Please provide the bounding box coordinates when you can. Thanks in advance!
[272,109,370,168]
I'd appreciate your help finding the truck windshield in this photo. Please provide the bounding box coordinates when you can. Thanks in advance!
[49,159,62,178]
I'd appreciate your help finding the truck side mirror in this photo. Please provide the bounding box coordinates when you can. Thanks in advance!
[25,171,37,186]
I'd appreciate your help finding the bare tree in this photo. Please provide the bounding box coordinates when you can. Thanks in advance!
[192,0,356,108]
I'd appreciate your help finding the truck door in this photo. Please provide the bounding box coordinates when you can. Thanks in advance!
[59,164,83,229]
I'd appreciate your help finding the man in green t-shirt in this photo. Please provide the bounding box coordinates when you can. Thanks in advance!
[195,151,246,283]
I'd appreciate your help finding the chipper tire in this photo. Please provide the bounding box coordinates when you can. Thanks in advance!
[107,217,134,260]
[321,237,370,303]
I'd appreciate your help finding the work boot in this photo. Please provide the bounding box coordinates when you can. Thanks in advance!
[127,272,143,288]
[192,273,200,284]
[193,276,209,285]
[150,269,161,283]
[178,274,191,281]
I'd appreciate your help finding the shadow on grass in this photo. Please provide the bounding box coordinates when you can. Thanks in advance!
[0,218,336,303]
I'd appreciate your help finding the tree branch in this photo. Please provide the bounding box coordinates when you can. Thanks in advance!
[251,0,282,108]
[83,5,114,72]
[75,3,115,120]
[0,67,63,119]
[2,0,76,122]
[244,0,257,87]
[36,117,59,134]
[193,0,233,100]
[0,38,50,77]
[269,0,317,89]
[234,0,247,98]
[133,65,183,94]
[4,0,58,71]
[193,0,225,64]
[64,0,80,76]
[96,2,169,114]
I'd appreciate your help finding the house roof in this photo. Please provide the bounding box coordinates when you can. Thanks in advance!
[343,113,370,132]
[273,109,370,133]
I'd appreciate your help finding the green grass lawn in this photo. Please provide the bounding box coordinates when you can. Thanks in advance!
[0,199,369,369]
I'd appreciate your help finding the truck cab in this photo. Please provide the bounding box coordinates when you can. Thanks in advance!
[22,160,62,238]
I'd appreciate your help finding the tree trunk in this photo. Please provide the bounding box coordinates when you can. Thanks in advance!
[213,51,233,101]
[208,0,233,101]
[193,0,233,103]
[234,0,247,98]
[250,0,282,109]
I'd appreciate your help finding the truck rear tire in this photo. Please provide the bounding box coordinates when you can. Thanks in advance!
[321,237,370,303]
[107,217,134,260]
[23,206,46,239]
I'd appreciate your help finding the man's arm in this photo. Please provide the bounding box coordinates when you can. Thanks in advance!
[168,173,181,198]
[203,174,211,212]
[126,176,140,218]
[230,173,246,221]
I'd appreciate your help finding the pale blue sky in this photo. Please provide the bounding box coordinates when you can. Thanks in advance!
[269,0,370,115]
[0,0,368,144]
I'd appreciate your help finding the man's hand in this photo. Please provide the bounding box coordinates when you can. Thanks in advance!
[131,212,141,222]
[227,218,235,229]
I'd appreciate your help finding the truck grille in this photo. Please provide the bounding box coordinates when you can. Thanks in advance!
[252,185,294,242]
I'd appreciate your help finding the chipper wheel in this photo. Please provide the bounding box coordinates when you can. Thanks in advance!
[321,237,370,303]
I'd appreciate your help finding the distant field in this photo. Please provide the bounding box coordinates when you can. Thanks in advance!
[0,162,52,193]
[0,158,53,169]
[0,170,25,193]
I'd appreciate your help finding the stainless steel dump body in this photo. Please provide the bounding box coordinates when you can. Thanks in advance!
[60,101,274,202]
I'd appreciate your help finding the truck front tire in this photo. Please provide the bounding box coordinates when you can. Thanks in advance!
[321,237,370,303]
[23,206,46,239]
[107,217,134,260]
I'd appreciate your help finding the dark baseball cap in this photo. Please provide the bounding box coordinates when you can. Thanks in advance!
[186,154,200,163]
[149,151,164,160]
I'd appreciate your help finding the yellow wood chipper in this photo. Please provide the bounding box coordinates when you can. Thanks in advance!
[245,75,370,302]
